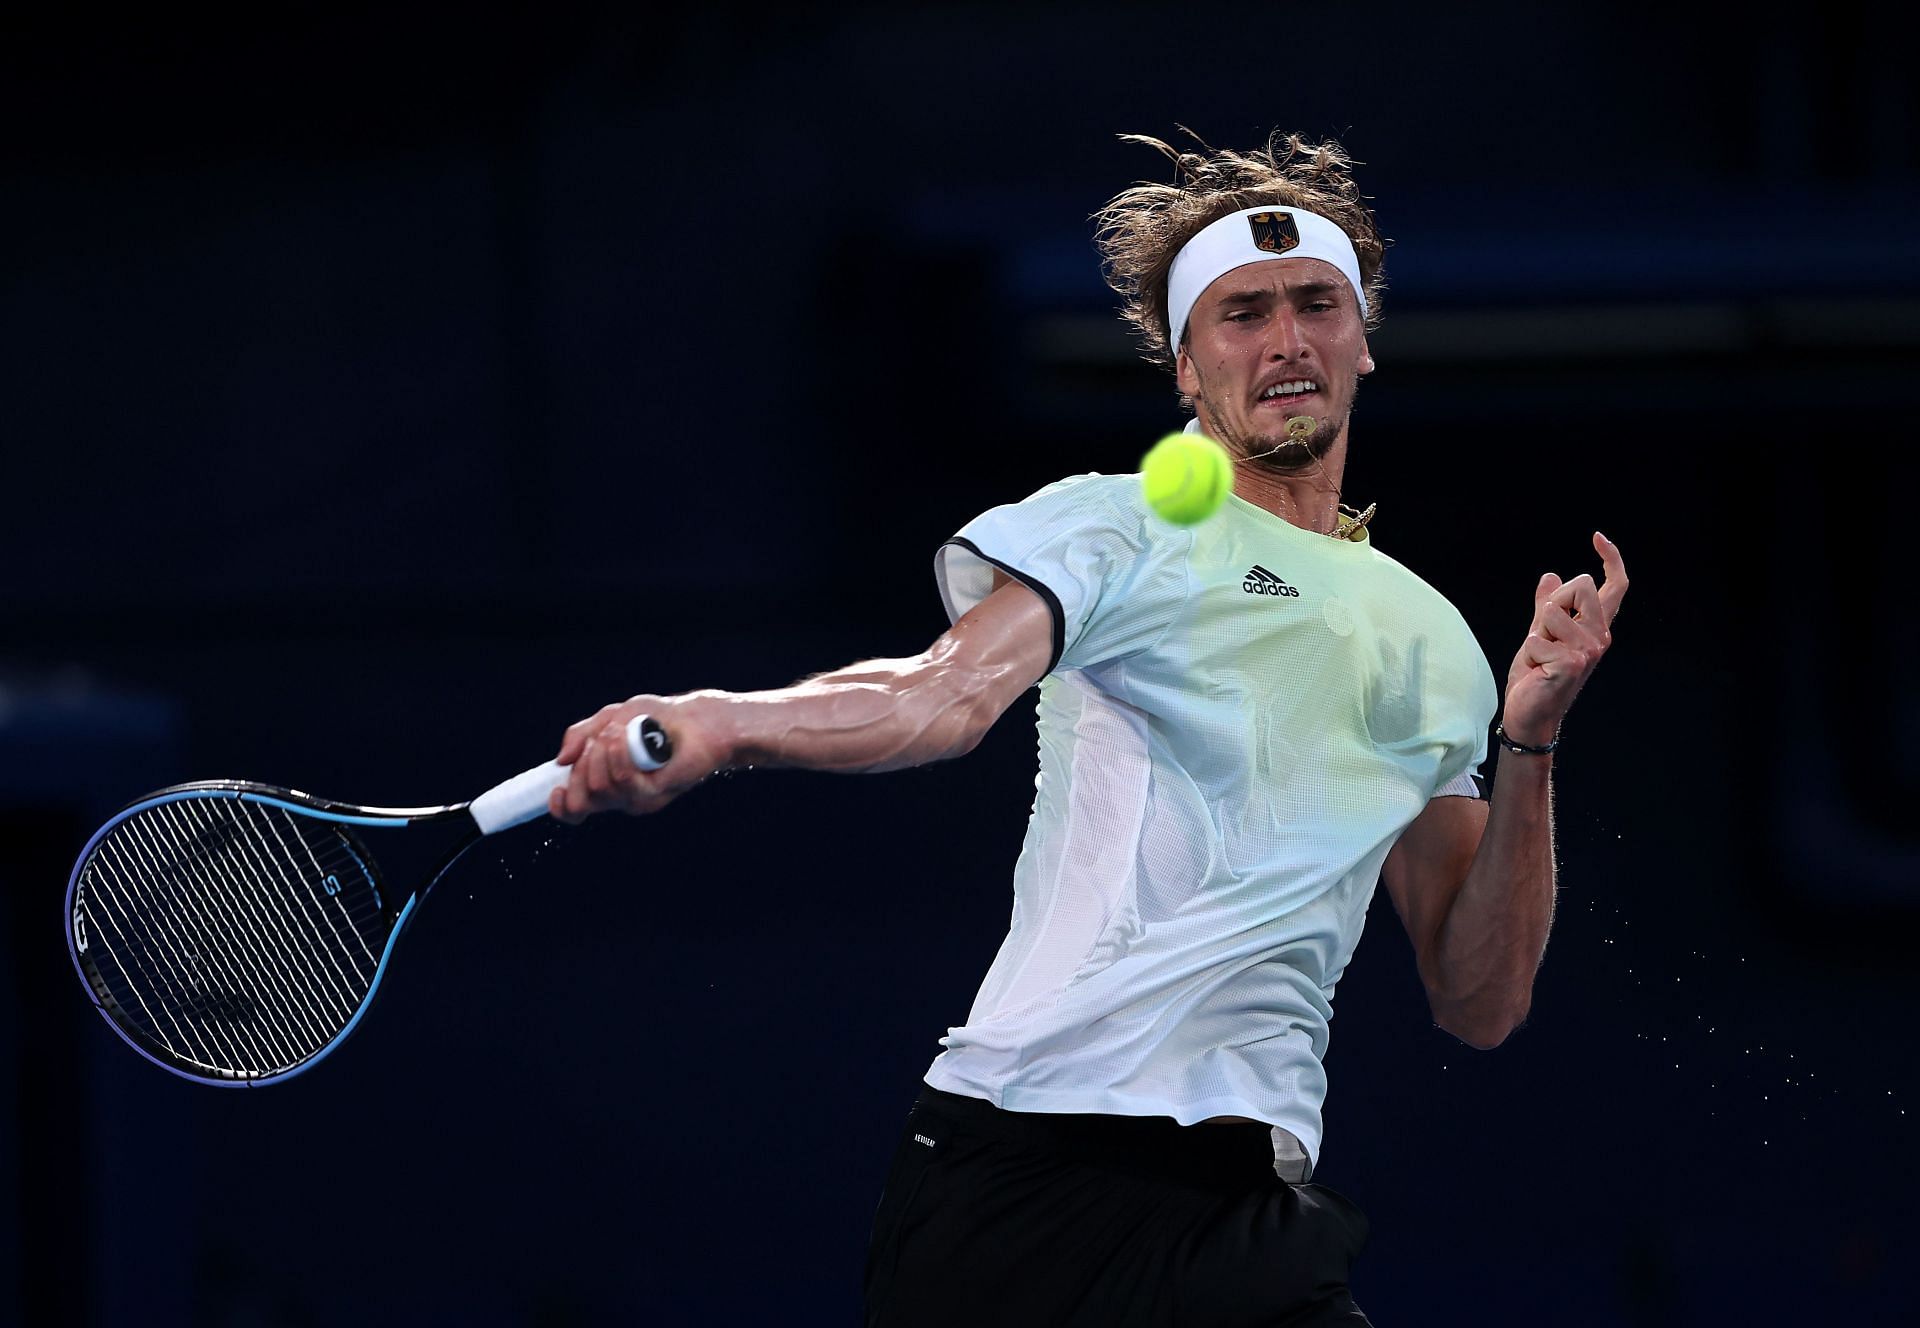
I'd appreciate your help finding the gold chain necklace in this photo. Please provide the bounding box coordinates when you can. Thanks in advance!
[1282,415,1375,541]
[1330,502,1376,541]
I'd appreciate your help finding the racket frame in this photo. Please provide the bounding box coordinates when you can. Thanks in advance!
[66,716,669,1087]
[65,780,480,1088]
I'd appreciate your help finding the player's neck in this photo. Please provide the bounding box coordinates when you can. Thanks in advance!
[1230,434,1350,537]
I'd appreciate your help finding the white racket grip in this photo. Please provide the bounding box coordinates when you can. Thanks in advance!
[468,760,573,835]
[467,714,673,835]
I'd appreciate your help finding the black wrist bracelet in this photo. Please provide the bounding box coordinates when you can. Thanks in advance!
[1494,722,1559,755]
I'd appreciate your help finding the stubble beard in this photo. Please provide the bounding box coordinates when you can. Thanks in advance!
[1202,396,1346,475]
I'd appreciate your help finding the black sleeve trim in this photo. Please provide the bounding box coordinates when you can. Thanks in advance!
[947,535,1067,675]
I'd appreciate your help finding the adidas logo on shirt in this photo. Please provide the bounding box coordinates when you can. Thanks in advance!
[1242,565,1300,597]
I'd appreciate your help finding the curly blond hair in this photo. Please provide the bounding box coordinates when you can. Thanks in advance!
[1092,130,1387,368]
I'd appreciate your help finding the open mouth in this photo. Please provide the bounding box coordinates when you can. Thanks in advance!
[1255,378,1320,408]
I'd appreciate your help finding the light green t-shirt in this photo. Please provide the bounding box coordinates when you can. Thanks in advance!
[925,471,1498,1164]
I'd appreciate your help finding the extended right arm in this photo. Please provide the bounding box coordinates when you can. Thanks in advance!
[548,574,1050,822]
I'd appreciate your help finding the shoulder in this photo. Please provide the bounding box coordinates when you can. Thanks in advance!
[1367,548,1488,653]
[1369,547,1464,612]
[1015,472,1148,521]
[962,472,1160,552]
[942,471,1187,674]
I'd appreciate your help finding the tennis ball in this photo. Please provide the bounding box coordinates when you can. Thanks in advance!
[1140,433,1233,525]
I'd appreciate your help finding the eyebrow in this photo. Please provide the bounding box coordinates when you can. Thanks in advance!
[1217,280,1340,306]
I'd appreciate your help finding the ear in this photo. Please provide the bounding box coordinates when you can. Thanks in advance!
[1175,342,1200,399]
[1357,340,1375,376]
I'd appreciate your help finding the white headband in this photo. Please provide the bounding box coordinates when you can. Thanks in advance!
[1166,205,1368,353]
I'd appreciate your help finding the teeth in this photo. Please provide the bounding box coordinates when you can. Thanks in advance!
[1262,380,1317,399]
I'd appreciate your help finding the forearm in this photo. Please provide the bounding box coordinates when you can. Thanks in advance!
[687,648,999,775]
[1425,753,1556,1047]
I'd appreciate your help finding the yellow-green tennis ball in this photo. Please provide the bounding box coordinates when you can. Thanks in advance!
[1140,433,1233,525]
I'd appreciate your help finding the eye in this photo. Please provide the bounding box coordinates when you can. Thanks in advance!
[1303,300,1336,314]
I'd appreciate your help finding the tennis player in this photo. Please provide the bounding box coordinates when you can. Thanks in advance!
[551,131,1626,1326]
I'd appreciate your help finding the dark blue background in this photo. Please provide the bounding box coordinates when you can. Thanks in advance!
[4,5,1917,1324]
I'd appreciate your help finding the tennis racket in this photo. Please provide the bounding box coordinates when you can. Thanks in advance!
[64,714,672,1087]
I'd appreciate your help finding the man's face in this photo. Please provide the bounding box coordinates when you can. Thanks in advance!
[1174,258,1374,469]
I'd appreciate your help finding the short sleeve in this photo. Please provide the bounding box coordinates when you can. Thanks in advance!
[1434,674,1498,800]
[1434,748,1489,800]
[933,473,1187,676]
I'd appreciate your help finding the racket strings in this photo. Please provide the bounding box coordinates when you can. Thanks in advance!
[88,811,342,1073]
[166,800,379,1038]
[90,825,296,1071]
[178,802,367,1014]
[86,846,260,1070]
[77,795,392,1078]
[94,803,368,1071]
[112,805,342,1062]
[127,804,341,1052]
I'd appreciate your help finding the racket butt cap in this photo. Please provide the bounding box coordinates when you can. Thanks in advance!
[627,715,672,770]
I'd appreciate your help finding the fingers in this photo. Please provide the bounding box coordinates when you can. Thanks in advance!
[1537,601,1580,642]
[558,704,612,765]
[1520,630,1568,675]
[1535,529,1628,633]
[601,723,635,787]
[1536,604,1608,676]
[550,694,679,824]
[1594,531,1629,624]
[1547,574,1605,633]
[585,730,614,796]
[1512,535,1625,730]
[1520,597,1605,690]
[554,714,663,825]
[558,743,598,823]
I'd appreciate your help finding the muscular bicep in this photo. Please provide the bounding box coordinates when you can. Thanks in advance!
[927,573,1054,741]
[1381,794,1490,975]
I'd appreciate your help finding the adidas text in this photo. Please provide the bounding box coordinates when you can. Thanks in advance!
[1242,565,1300,597]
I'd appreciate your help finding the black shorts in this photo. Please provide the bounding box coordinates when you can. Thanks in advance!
[864,1085,1373,1327]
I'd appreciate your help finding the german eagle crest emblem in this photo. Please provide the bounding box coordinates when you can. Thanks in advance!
[1247,212,1300,254]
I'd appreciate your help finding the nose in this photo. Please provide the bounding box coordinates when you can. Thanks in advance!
[1266,308,1307,362]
